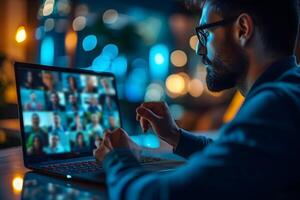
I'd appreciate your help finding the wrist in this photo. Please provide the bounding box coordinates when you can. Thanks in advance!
[166,127,181,148]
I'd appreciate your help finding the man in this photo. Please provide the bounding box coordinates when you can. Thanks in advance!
[44,135,64,154]
[26,113,48,149]
[94,0,300,199]
[24,91,43,111]
[48,113,69,150]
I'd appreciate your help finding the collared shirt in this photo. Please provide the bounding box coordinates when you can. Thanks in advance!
[103,56,300,200]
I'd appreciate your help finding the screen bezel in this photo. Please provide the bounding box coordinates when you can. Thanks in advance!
[14,62,123,166]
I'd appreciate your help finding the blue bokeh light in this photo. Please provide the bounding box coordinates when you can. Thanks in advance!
[40,36,54,66]
[111,56,128,77]
[102,43,119,59]
[82,34,97,51]
[149,44,169,80]
[91,54,111,72]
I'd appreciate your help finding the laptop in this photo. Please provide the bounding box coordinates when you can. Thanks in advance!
[14,62,185,183]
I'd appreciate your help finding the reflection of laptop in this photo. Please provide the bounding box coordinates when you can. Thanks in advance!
[14,62,184,183]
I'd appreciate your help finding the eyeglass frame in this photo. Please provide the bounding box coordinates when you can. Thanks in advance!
[195,16,239,57]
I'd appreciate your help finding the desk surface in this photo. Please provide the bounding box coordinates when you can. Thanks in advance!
[0,147,107,200]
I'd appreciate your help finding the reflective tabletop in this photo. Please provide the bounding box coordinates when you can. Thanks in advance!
[0,147,107,200]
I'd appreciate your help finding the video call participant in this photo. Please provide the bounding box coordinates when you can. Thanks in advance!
[24,91,43,111]
[47,91,65,111]
[66,93,80,112]
[27,135,44,156]
[44,135,64,154]
[72,132,89,152]
[26,113,48,149]
[48,113,68,148]
[82,76,98,93]
[69,113,85,132]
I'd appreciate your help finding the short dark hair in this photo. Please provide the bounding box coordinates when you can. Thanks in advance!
[205,0,299,55]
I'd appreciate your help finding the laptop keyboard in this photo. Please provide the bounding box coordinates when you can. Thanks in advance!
[42,157,166,174]
[43,160,103,174]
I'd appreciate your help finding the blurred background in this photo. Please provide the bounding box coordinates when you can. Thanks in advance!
[1,0,299,149]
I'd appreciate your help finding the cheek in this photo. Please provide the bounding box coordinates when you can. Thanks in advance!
[206,34,216,60]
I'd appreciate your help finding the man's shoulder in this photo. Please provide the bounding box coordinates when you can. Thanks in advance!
[248,67,300,101]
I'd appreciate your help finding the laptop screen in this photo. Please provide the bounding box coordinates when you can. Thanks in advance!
[15,63,121,161]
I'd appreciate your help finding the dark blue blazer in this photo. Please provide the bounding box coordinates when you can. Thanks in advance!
[103,56,300,200]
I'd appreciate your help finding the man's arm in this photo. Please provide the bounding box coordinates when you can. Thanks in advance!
[173,129,214,158]
[102,89,298,200]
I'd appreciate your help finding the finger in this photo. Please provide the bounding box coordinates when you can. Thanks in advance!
[95,140,100,148]
[141,101,161,109]
[140,118,149,133]
[136,106,160,123]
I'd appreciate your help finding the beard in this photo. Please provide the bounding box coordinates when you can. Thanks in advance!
[205,41,248,92]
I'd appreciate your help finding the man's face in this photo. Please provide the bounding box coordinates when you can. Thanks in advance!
[53,115,60,125]
[91,114,99,124]
[32,114,40,128]
[69,95,76,104]
[51,136,58,147]
[30,93,36,101]
[50,93,59,104]
[198,3,248,92]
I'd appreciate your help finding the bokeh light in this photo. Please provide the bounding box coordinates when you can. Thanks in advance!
[149,44,169,80]
[72,16,87,31]
[35,26,44,40]
[166,74,185,95]
[170,50,187,67]
[65,30,78,53]
[44,18,55,32]
[169,104,185,120]
[103,9,119,24]
[188,79,204,97]
[82,34,97,51]
[12,176,23,193]
[111,56,128,77]
[41,36,54,65]
[102,43,119,59]
[43,0,55,16]
[189,35,198,51]
[15,26,26,43]
[144,83,164,102]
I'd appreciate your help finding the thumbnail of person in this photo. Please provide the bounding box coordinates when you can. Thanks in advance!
[24,91,44,111]
[66,93,81,112]
[27,135,45,156]
[86,113,104,135]
[107,115,119,132]
[44,135,64,154]
[69,113,85,132]
[100,78,116,95]
[23,71,34,89]
[87,96,102,113]
[72,132,89,152]
[41,71,56,91]
[82,76,98,93]
[66,75,79,93]
[47,91,66,111]
[101,94,117,117]
[26,113,49,150]
[48,113,69,149]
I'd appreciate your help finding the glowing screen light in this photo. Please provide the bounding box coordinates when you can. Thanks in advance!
[40,36,54,66]
[149,44,169,80]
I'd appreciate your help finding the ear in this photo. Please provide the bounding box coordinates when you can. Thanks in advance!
[234,13,254,47]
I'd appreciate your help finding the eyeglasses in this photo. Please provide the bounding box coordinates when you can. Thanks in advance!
[195,16,238,64]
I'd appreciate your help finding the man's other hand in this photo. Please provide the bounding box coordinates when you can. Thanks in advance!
[93,128,140,162]
[136,101,181,148]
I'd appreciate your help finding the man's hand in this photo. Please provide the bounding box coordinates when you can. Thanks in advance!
[136,102,181,148]
[93,128,140,162]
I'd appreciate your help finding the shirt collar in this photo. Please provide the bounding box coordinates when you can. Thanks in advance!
[247,55,298,97]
